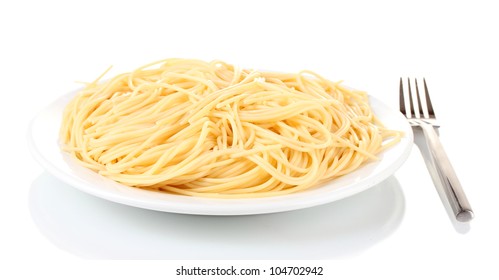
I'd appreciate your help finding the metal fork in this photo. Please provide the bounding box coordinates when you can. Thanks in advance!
[399,78,474,222]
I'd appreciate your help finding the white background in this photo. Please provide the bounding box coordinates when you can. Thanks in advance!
[1,0,498,279]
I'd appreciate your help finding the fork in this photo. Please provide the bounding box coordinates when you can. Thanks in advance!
[399,78,474,222]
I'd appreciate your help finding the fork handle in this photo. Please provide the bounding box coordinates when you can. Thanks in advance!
[419,122,474,222]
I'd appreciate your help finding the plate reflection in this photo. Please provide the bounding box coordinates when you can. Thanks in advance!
[29,173,405,259]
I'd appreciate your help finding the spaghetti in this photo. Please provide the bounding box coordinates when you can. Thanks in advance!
[60,58,401,198]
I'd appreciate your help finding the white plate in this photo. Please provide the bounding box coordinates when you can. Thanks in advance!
[28,89,413,215]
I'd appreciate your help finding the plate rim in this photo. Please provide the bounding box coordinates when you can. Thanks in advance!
[28,89,413,215]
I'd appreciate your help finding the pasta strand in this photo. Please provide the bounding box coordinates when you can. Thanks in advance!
[60,58,401,198]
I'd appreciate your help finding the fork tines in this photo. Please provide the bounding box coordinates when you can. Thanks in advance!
[399,78,436,120]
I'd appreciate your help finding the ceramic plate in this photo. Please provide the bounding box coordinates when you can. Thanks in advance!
[28,89,413,215]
